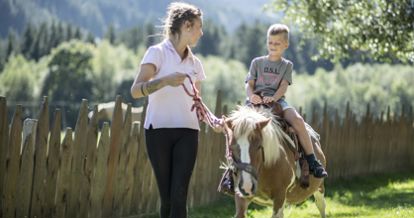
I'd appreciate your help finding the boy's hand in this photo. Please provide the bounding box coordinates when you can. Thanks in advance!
[263,96,275,104]
[250,94,262,104]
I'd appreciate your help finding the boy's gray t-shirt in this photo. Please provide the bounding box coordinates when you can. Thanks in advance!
[246,56,293,97]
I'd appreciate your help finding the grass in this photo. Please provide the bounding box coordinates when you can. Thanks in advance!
[136,172,414,218]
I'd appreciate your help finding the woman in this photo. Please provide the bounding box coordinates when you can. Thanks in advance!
[130,2,204,218]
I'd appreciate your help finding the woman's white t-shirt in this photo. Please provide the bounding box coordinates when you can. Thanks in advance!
[140,39,206,130]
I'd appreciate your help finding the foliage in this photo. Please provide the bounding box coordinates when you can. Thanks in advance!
[194,20,227,57]
[90,40,141,102]
[218,21,334,75]
[1,37,412,126]
[117,26,145,51]
[268,0,414,63]
[285,63,414,119]
[228,21,268,67]
[0,0,276,37]
[0,55,39,102]
[104,24,116,44]
[199,55,248,110]
[1,13,339,76]
[3,21,92,62]
[41,41,94,104]
[115,79,146,107]
[0,38,144,103]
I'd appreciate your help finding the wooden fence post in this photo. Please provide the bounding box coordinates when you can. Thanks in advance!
[16,119,37,218]
[89,123,110,218]
[30,96,50,218]
[2,105,22,218]
[55,128,73,218]
[67,99,89,218]
[45,109,62,217]
[83,105,99,217]
[102,96,123,217]
[0,96,9,218]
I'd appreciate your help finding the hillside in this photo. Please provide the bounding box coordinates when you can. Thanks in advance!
[0,0,279,37]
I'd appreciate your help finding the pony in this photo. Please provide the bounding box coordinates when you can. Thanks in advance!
[88,101,143,123]
[223,105,326,218]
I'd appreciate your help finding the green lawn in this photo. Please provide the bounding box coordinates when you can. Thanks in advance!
[137,172,414,218]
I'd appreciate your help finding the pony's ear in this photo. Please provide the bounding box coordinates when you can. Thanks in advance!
[255,118,271,130]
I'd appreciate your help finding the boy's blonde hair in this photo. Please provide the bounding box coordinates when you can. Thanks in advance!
[267,24,289,42]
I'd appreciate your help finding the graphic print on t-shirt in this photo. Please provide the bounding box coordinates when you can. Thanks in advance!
[257,64,282,87]
[257,72,278,86]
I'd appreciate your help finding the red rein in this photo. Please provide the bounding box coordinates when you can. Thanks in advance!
[181,74,223,128]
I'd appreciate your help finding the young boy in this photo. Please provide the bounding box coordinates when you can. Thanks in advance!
[245,24,328,178]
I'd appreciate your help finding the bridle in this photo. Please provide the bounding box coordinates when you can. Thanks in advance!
[231,154,259,181]
[226,131,265,182]
[181,75,264,181]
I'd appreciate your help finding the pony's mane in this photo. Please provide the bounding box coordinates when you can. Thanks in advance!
[228,106,294,166]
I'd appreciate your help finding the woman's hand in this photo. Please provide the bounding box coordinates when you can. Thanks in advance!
[164,72,187,87]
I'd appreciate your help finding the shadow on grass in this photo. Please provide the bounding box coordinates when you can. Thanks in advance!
[132,172,414,218]
[325,172,414,210]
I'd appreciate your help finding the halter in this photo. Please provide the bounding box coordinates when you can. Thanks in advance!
[181,77,263,179]
[231,153,259,180]
[223,110,268,181]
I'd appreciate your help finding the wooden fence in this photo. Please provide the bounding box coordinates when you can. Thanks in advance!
[310,102,414,178]
[0,95,413,218]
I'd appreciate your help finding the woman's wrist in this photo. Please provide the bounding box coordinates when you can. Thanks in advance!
[140,82,147,96]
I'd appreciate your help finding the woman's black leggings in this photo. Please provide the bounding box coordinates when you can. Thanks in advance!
[145,127,199,218]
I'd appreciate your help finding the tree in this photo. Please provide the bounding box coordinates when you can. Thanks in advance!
[86,32,95,44]
[0,55,37,102]
[195,20,227,56]
[230,21,268,67]
[118,26,143,51]
[42,42,94,105]
[6,31,18,58]
[66,24,74,41]
[41,42,95,127]
[268,0,414,63]
[105,24,116,44]
[21,24,35,58]
[143,22,157,48]
[74,27,83,40]
[115,79,146,107]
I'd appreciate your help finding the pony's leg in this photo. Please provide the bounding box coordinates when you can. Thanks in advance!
[271,198,285,218]
[313,185,326,218]
[234,195,250,218]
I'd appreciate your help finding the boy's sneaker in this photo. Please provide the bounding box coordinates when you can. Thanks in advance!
[309,159,328,178]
